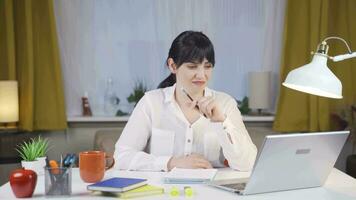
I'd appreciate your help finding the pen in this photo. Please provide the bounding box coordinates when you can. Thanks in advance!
[181,87,207,117]
[60,155,63,168]
[63,154,71,167]
[68,154,77,167]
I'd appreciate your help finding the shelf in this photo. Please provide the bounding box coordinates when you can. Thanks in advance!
[242,115,275,122]
[67,115,274,123]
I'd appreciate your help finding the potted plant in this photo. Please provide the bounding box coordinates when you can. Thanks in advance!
[126,80,148,107]
[16,136,50,175]
[236,96,251,115]
[33,136,50,173]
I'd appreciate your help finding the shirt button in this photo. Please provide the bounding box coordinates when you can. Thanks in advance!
[187,139,191,143]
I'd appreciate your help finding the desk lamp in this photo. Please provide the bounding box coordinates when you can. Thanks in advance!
[282,36,356,99]
[0,80,19,129]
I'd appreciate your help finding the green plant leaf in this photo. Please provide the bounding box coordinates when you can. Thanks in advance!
[15,136,51,161]
[238,96,251,115]
[116,109,128,116]
[127,80,148,107]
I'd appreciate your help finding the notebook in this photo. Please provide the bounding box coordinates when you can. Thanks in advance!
[87,177,147,192]
[92,185,164,199]
[164,168,218,184]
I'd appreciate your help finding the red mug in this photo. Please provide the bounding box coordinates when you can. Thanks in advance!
[79,151,115,183]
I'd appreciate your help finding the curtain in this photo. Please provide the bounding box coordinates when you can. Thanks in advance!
[54,0,286,116]
[273,0,356,132]
[0,0,67,131]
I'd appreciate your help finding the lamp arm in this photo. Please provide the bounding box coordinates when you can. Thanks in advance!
[317,36,356,62]
[323,36,352,54]
[331,52,356,62]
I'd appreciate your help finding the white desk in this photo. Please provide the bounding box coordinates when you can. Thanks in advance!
[1,168,356,199]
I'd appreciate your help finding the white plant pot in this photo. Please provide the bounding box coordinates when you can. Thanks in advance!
[36,156,47,175]
[21,160,43,175]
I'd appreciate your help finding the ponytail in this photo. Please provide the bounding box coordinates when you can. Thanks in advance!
[157,73,176,88]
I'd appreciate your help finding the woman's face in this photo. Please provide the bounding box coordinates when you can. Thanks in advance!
[170,58,213,95]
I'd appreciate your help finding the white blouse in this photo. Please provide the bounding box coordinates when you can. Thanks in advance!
[114,84,257,171]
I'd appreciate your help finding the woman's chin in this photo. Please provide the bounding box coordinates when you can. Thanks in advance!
[190,84,206,93]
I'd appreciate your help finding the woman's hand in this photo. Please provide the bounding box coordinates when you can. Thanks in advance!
[167,154,213,171]
[190,96,226,122]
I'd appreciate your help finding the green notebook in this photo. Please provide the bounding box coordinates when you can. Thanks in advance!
[92,185,165,199]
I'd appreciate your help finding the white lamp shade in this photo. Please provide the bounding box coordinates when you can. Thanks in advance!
[0,81,19,122]
[282,54,343,99]
[249,71,271,110]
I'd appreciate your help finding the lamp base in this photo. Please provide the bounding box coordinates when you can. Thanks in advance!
[0,122,18,131]
[248,109,273,116]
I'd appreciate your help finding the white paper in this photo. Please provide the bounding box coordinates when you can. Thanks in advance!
[164,168,218,183]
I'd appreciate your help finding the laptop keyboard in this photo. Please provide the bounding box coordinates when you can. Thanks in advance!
[222,183,247,190]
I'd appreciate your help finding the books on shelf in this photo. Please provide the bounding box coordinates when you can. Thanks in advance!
[164,167,218,184]
[92,185,164,199]
[87,177,147,192]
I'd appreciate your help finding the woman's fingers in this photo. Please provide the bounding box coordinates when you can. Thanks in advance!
[206,100,216,117]
[189,155,212,169]
[197,97,213,116]
[189,153,204,158]
[200,159,213,168]
[168,154,213,170]
[189,100,198,110]
[189,96,225,122]
[195,160,213,169]
[196,96,226,122]
[203,98,214,117]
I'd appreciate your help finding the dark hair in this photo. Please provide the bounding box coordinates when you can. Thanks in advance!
[157,31,215,88]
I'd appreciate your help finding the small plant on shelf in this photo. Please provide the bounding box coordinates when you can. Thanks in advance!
[127,80,148,107]
[236,96,251,115]
[116,109,128,116]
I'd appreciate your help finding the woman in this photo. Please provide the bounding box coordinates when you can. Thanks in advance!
[114,31,257,171]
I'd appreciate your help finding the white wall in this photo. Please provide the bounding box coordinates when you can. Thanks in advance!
[53,0,286,117]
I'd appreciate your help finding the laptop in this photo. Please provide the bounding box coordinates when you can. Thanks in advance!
[209,131,349,195]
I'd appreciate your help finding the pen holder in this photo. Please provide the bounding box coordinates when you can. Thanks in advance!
[44,167,72,196]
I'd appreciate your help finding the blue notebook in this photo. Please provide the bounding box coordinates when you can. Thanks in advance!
[87,177,147,192]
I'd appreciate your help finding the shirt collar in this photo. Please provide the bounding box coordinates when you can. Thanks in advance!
[163,83,213,103]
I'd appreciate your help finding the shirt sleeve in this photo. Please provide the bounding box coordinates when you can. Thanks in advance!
[214,98,257,171]
[113,94,171,171]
